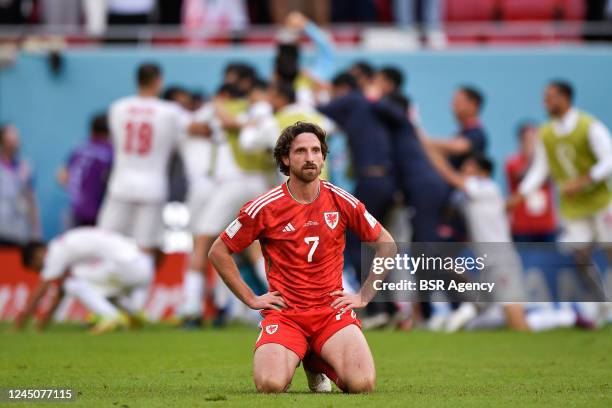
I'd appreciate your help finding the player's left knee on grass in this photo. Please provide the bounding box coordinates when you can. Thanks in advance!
[254,375,291,393]
[321,324,376,393]
[343,372,376,393]
[253,344,299,393]
[253,366,293,393]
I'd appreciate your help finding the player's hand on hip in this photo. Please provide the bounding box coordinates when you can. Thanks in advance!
[248,291,287,311]
[330,291,367,311]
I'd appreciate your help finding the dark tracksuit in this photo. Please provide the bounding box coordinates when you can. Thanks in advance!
[318,91,396,316]
[372,97,448,242]
[374,97,479,313]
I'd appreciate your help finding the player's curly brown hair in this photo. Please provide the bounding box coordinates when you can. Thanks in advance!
[273,121,328,176]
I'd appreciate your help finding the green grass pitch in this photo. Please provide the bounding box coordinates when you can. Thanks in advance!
[1,324,611,407]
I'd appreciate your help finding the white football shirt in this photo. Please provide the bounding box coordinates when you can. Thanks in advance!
[461,176,512,243]
[107,95,190,202]
[41,227,144,282]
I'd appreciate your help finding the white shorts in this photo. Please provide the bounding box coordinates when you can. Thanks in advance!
[97,197,164,248]
[71,253,154,298]
[559,202,612,250]
[190,175,269,236]
[186,177,215,235]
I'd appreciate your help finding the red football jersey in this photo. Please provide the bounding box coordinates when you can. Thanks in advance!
[505,153,557,235]
[220,180,382,310]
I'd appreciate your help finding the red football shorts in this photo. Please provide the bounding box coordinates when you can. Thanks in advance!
[254,305,362,360]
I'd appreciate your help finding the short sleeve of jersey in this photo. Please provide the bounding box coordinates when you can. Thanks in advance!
[345,200,382,243]
[220,203,266,253]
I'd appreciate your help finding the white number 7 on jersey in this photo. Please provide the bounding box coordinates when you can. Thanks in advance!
[304,236,319,263]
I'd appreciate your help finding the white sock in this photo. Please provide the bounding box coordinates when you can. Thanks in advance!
[118,285,149,315]
[63,277,120,320]
[179,270,204,318]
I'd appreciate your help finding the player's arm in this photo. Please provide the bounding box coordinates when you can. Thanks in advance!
[174,105,212,138]
[212,98,245,131]
[371,97,407,127]
[564,120,612,196]
[331,226,397,310]
[209,238,286,310]
[426,135,472,157]
[316,94,351,124]
[13,280,52,331]
[239,116,279,151]
[509,139,549,209]
[35,282,66,331]
[420,134,467,190]
[187,121,212,137]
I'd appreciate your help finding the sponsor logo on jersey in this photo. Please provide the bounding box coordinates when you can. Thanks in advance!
[282,222,296,232]
[324,212,339,229]
[265,324,278,335]
[225,218,242,238]
[364,210,377,228]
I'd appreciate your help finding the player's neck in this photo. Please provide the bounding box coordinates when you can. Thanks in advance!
[553,105,572,120]
[138,88,158,98]
[286,178,320,204]
[460,115,479,128]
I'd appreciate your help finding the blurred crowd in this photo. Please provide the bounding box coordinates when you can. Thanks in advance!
[1,0,611,44]
[3,10,612,333]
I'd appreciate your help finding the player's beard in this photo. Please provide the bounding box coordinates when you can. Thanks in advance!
[292,162,321,183]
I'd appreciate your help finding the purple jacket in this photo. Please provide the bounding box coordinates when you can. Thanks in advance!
[66,137,113,223]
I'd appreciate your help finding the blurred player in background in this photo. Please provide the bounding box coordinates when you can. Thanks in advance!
[177,79,273,327]
[57,113,113,228]
[510,80,612,310]
[423,147,529,331]
[14,227,154,334]
[97,62,210,253]
[317,72,396,325]
[426,86,488,169]
[209,121,396,393]
[175,101,216,327]
[0,124,41,247]
[505,121,558,242]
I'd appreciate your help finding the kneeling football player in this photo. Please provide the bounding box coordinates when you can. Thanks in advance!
[14,227,154,334]
[209,122,396,393]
